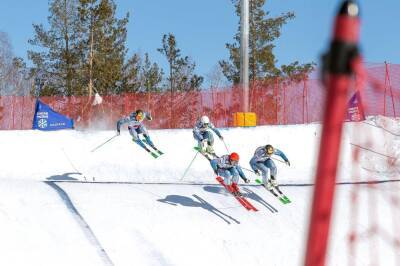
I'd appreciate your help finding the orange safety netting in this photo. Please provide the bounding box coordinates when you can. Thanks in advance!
[0,63,398,130]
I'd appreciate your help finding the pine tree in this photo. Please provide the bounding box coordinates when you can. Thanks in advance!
[141,53,164,92]
[121,52,164,93]
[157,33,179,92]
[121,53,142,93]
[219,0,314,84]
[157,33,203,91]
[28,0,129,96]
[28,0,81,96]
[78,0,128,95]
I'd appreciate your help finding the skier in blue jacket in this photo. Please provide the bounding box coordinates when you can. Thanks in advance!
[116,109,160,154]
[249,144,290,190]
[193,115,223,156]
[210,152,250,195]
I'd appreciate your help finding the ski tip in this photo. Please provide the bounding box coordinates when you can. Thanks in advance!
[279,197,291,204]
[279,198,287,204]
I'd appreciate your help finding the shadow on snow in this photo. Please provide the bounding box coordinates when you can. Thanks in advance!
[46,172,81,181]
[157,194,240,225]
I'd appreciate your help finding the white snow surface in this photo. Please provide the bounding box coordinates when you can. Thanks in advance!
[1,116,399,266]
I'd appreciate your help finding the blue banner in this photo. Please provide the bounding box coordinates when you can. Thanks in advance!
[32,100,74,130]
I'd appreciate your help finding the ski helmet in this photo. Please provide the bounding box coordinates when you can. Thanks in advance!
[200,115,210,124]
[265,144,274,155]
[229,152,240,162]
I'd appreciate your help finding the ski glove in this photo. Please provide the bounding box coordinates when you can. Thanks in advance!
[117,129,120,135]
[285,160,290,166]
[244,178,250,184]
[254,169,261,176]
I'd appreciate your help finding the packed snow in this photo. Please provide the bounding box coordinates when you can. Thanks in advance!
[0,116,399,266]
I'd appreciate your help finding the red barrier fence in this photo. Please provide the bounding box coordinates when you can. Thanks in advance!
[0,62,399,130]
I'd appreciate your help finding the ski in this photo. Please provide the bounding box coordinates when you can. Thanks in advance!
[216,176,258,211]
[274,186,291,203]
[193,147,213,161]
[193,146,218,159]
[133,139,158,158]
[255,179,291,204]
[144,146,159,158]
[142,139,164,156]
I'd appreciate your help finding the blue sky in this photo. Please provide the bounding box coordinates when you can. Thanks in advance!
[1,0,399,81]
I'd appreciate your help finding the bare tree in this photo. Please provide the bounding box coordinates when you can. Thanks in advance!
[0,32,30,95]
[205,64,229,89]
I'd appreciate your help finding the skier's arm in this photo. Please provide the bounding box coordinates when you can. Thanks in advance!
[193,123,203,140]
[144,112,153,121]
[274,149,290,165]
[249,157,259,172]
[210,123,222,139]
[116,117,130,133]
[236,166,249,183]
[210,160,218,174]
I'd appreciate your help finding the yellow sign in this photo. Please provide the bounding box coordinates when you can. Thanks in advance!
[233,112,257,127]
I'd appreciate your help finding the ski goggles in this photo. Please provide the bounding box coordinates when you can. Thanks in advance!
[136,113,144,121]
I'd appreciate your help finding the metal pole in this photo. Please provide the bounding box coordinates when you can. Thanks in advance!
[240,0,249,112]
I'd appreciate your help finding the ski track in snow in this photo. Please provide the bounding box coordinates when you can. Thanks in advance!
[45,182,114,266]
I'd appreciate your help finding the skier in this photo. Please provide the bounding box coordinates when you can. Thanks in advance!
[210,152,250,196]
[116,109,162,156]
[249,144,290,190]
[193,115,223,156]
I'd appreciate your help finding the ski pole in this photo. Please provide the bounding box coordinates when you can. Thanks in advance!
[222,139,230,153]
[91,134,118,152]
[241,166,255,173]
[180,151,199,181]
[272,157,288,164]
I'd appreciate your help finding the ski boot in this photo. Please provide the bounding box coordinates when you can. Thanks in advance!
[265,181,274,191]
[270,177,278,187]
[230,183,242,196]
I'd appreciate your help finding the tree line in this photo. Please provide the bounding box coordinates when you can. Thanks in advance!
[0,0,314,97]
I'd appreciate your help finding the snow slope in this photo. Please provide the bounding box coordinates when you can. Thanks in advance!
[0,117,399,266]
